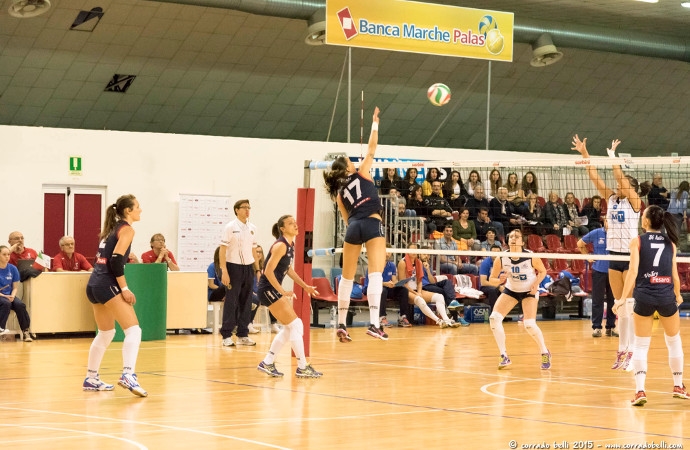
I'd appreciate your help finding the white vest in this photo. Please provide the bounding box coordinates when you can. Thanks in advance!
[501,254,536,293]
[606,195,640,253]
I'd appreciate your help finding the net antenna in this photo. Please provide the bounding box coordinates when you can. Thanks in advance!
[360,90,364,159]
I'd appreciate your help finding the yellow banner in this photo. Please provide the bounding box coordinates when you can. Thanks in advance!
[325,0,514,62]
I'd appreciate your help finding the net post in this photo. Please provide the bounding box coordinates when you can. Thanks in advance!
[294,187,315,357]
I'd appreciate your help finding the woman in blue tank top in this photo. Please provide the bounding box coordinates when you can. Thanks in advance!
[615,204,686,406]
[255,215,321,378]
[323,107,389,343]
[83,194,147,397]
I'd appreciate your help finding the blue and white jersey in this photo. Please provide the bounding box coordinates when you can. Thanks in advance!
[607,195,640,253]
[501,251,536,293]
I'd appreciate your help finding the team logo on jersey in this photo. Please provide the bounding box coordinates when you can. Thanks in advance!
[650,276,671,284]
[612,211,625,222]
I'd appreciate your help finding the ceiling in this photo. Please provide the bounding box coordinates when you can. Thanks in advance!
[0,0,689,156]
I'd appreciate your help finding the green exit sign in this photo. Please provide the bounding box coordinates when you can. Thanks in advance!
[70,156,82,174]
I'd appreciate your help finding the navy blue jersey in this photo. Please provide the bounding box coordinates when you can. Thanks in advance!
[634,232,675,303]
[88,221,132,287]
[339,172,382,221]
[258,236,294,290]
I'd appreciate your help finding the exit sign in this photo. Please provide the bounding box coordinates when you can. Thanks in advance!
[70,156,82,175]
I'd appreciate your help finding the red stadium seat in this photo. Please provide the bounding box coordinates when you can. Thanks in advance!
[545,234,568,253]
[573,197,581,210]
[562,234,580,254]
[552,258,568,273]
[569,259,585,276]
[527,234,546,253]
[537,196,546,208]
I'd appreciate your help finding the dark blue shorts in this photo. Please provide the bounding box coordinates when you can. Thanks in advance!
[501,287,535,302]
[86,284,122,304]
[257,287,283,307]
[344,217,385,245]
[608,252,630,272]
[634,298,678,318]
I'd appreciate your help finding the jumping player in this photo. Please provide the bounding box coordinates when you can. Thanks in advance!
[323,107,388,342]
[488,229,550,369]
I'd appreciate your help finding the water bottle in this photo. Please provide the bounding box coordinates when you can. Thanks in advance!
[583,298,592,317]
[603,302,607,320]
[329,306,336,328]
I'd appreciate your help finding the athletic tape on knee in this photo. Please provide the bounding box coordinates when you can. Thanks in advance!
[289,318,303,341]
[489,311,504,330]
[665,333,683,358]
[367,272,383,297]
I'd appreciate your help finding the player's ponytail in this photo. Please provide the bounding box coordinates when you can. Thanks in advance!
[663,211,680,246]
[323,156,349,199]
[272,215,292,239]
[646,205,679,245]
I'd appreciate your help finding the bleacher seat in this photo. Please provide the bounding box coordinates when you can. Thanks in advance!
[527,234,546,253]
[312,268,326,278]
[311,277,339,326]
[545,234,568,253]
[562,235,580,254]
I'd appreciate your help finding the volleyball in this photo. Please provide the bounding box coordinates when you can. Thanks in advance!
[478,15,497,37]
[427,83,451,107]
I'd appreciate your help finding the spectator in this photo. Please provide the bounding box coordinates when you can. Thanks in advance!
[141,234,180,271]
[421,168,442,197]
[363,252,411,327]
[8,231,44,280]
[424,180,454,232]
[475,206,504,242]
[563,192,589,237]
[219,199,261,347]
[379,167,402,195]
[544,191,570,237]
[490,187,520,234]
[481,227,501,251]
[464,170,482,198]
[667,181,689,232]
[436,223,478,276]
[478,243,506,311]
[523,193,546,236]
[578,219,617,338]
[486,169,503,199]
[52,236,93,272]
[408,185,436,236]
[0,245,33,341]
[207,246,224,301]
[647,173,669,209]
[400,167,422,201]
[504,172,523,206]
[452,207,481,251]
[581,195,604,230]
[520,171,539,198]
[443,170,467,210]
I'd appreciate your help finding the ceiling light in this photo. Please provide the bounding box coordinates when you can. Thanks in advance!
[8,0,51,18]
[682,1,690,7]
[303,8,326,46]
[635,0,658,3]
[530,34,563,67]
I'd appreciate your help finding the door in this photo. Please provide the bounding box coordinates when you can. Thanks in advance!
[43,185,106,264]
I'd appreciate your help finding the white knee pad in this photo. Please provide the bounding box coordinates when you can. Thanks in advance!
[288,318,303,342]
[95,328,116,346]
[413,296,426,308]
[123,325,141,341]
[338,277,354,302]
[489,311,504,330]
[665,333,683,358]
[523,318,538,335]
[625,298,635,317]
[632,335,651,360]
[367,272,383,297]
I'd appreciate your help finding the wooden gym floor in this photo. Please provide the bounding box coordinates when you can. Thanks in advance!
[2,318,689,449]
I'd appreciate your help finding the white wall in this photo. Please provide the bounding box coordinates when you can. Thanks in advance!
[1,125,569,269]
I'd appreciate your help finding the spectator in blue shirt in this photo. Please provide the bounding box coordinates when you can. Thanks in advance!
[578,220,617,337]
[0,245,33,341]
[363,252,412,327]
[478,244,505,311]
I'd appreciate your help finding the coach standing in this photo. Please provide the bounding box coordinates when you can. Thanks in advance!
[219,199,261,347]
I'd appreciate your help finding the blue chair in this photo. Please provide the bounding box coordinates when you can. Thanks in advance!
[330,267,342,290]
[312,268,326,279]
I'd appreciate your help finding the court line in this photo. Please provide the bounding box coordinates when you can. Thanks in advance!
[0,424,148,448]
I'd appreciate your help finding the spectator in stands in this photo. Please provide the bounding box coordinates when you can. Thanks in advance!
[464,170,482,198]
[425,180,454,232]
[475,206,504,242]
[141,234,180,271]
[52,236,93,272]
[545,191,570,237]
[466,185,491,221]
[481,227,501,251]
[8,231,44,280]
[421,167,442,197]
[478,243,505,311]
[504,172,523,206]
[0,245,33,341]
[581,195,604,230]
[523,193,546,236]
[563,192,589,237]
[436,223,478,275]
[207,246,224,301]
[486,169,503,199]
[490,187,520,234]
[397,243,464,327]
[379,167,402,195]
[667,181,690,232]
[647,173,669,209]
[578,219,617,338]
[520,171,539,198]
[452,207,481,251]
[443,170,467,210]
[393,191,416,217]
[363,252,411,327]
[400,167,422,201]
[409,185,436,236]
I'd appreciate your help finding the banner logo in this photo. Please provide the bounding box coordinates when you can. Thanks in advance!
[337,7,358,40]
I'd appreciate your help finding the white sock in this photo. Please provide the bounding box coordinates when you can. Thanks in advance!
[414,296,438,322]
[122,325,141,375]
[523,318,548,354]
[632,335,650,392]
[86,328,116,378]
[665,333,684,387]
[288,318,307,370]
[264,325,290,365]
[626,298,635,349]
[337,278,353,326]
[433,294,450,322]
[617,302,631,351]
[367,272,383,328]
[489,311,507,355]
